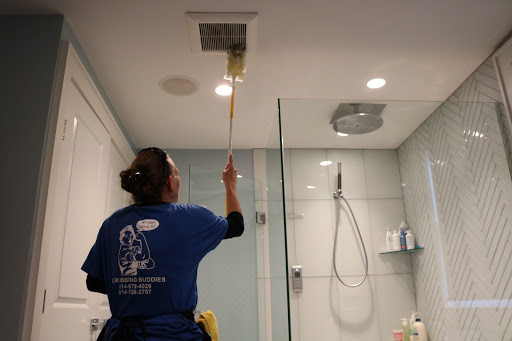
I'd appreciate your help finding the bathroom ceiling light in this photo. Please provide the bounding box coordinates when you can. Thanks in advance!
[215,85,232,96]
[320,161,332,166]
[306,185,316,189]
[367,78,386,89]
[237,175,243,178]
[337,132,349,137]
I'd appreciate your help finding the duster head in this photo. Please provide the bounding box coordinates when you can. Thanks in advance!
[225,44,246,82]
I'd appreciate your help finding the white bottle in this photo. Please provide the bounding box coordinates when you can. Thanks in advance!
[386,228,394,251]
[406,230,415,250]
[399,221,409,231]
[392,230,401,251]
[412,313,428,341]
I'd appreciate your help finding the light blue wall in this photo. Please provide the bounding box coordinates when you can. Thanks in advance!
[0,15,64,341]
[164,149,259,340]
[164,149,254,204]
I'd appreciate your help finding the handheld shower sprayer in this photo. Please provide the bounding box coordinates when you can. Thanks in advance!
[334,162,342,199]
[332,160,369,287]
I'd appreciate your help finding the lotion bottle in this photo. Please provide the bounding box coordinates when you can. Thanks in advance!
[386,228,394,251]
[392,230,401,251]
[412,313,428,341]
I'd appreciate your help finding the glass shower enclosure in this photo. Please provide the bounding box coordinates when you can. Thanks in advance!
[189,165,265,340]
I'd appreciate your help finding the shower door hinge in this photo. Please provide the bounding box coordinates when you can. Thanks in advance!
[256,211,266,224]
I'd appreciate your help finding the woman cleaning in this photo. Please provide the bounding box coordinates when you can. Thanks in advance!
[81,148,244,340]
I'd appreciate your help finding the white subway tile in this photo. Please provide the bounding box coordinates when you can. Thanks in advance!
[290,149,330,200]
[330,199,374,276]
[298,277,341,341]
[293,200,335,277]
[337,276,380,340]
[363,150,403,199]
[326,149,367,199]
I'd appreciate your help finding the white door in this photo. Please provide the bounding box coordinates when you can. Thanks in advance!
[106,143,132,217]
[34,67,112,341]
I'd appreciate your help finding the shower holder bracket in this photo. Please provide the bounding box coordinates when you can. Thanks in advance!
[256,211,266,224]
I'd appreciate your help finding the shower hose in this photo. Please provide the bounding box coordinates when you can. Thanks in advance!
[333,195,369,287]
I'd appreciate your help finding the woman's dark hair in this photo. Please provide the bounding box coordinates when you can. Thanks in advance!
[120,147,172,203]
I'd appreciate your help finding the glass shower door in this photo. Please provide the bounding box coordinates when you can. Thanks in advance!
[189,165,263,341]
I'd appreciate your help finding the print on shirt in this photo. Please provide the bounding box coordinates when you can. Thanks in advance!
[118,224,156,276]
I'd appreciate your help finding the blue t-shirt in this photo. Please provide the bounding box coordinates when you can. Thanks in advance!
[82,203,228,339]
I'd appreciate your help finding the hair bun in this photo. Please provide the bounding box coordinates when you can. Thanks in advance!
[120,169,145,192]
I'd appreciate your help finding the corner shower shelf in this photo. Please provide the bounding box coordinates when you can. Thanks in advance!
[379,246,424,255]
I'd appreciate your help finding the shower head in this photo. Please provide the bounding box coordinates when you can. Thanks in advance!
[330,103,386,135]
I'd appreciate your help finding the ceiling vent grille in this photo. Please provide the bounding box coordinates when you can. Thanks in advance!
[199,23,246,52]
[186,13,257,55]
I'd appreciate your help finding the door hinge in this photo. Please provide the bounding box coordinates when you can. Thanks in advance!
[42,289,47,314]
[62,119,67,140]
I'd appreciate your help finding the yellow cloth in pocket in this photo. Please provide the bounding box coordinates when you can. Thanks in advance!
[196,310,219,341]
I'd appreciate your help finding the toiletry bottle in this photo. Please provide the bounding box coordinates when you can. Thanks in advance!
[393,329,404,341]
[400,221,409,231]
[406,230,415,250]
[386,228,393,251]
[412,313,428,341]
[400,227,407,250]
[409,311,416,336]
[402,318,411,341]
[392,230,401,251]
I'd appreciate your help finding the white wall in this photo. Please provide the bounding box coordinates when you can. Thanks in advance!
[283,148,416,341]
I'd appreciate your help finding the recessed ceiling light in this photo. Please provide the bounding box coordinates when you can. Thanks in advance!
[306,185,316,189]
[320,161,332,166]
[237,175,243,178]
[367,78,386,89]
[337,132,349,137]
[215,85,232,96]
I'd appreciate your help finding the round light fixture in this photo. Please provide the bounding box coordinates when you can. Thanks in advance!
[367,78,386,89]
[159,75,199,96]
[215,85,232,96]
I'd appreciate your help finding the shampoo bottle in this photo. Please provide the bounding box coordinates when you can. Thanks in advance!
[406,230,415,250]
[412,313,428,341]
[386,228,394,251]
[392,230,401,251]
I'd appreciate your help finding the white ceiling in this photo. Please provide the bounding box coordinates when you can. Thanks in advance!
[3,0,512,149]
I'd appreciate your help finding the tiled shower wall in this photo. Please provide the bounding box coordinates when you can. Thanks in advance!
[397,57,512,340]
[284,149,416,341]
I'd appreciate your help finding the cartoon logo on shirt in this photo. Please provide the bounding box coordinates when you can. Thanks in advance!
[118,224,156,276]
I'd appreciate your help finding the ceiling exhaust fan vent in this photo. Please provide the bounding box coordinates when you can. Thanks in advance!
[199,23,246,52]
[186,13,258,55]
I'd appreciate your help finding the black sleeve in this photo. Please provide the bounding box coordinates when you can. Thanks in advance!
[224,211,244,239]
[86,275,107,294]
